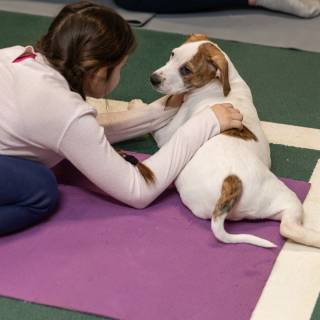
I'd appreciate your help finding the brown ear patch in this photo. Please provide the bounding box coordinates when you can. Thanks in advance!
[182,49,216,89]
[199,43,231,96]
[181,42,231,96]
[185,33,209,43]
[222,125,258,141]
[213,175,242,219]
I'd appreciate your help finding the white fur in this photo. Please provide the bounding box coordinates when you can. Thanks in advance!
[152,40,320,248]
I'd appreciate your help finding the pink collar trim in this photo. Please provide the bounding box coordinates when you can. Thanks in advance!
[12,47,37,63]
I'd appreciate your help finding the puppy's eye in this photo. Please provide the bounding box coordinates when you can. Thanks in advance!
[170,52,174,58]
[179,65,192,76]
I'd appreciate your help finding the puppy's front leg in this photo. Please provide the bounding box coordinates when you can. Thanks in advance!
[165,93,185,108]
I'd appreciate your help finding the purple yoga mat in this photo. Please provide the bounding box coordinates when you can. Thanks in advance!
[0,153,310,320]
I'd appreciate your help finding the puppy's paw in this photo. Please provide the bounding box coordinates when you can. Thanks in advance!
[128,99,147,110]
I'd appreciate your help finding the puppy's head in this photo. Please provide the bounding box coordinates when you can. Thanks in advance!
[150,34,230,96]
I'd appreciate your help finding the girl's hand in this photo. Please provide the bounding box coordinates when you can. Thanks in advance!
[210,103,243,132]
[165,93,185,108]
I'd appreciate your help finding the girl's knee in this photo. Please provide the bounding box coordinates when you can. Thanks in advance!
[30,166,59,217]
[0,175,58,236]
[38,170,59,214]
[0,157,59,235]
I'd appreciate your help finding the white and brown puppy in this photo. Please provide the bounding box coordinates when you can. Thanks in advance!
[150,34,320,248]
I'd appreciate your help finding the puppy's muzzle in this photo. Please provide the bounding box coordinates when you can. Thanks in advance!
[150,73,162,87]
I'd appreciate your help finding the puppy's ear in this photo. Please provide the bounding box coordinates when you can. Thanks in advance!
[185,33,209,43]
[200,43,231,96]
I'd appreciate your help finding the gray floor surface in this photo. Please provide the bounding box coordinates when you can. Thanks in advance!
[146,8,320,53]
[0,0,319,52]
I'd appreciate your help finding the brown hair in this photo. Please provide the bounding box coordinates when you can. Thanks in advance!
[117,150,156,185]
[36,2,155,184]
[35,1,136,99]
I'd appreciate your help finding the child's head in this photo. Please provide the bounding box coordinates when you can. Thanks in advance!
[35,1,136,99]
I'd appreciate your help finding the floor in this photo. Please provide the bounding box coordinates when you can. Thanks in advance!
[0,0,319,52]
[0,1,319,320]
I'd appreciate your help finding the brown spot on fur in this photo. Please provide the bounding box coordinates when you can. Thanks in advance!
[182,43,230,96]
[213,175,242,219]
[223,125,258,141]
[185,33,209,43]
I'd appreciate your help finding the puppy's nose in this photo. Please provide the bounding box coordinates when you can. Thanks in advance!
[150,73,162,86]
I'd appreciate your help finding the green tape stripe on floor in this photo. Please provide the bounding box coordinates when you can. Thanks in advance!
[311,294,320,320]
[0,296,114,320]
[270,144,320,181]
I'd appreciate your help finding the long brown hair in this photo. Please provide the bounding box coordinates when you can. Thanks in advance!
[36,1,155,184]
[35,1,136,99]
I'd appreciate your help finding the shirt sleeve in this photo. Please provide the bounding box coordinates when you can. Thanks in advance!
[96,96,178,143]
[13,63,97,153]
[58,107,220,209]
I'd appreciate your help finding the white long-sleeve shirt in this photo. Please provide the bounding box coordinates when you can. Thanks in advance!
[90,96,179,144]
[0,45,220,208]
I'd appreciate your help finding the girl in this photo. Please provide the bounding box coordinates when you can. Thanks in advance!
[0,1,243,236]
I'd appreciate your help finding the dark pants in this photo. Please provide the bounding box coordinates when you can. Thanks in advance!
[0,155,59,236]
[114,0,248,13]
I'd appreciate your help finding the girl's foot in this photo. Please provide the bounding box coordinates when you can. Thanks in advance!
[250,0,320,18]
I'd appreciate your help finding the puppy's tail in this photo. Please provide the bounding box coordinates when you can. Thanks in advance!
[212,213,277,248]
[211,175,276,249]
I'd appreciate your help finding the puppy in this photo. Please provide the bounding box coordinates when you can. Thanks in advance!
[150,34,320,248]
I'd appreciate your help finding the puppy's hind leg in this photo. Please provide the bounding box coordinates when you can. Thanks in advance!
[279,198,320,248]
[211,175,276,248]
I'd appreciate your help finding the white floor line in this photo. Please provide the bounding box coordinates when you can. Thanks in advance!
[102,101,320,152]
[100,101,320,151]
[251,160,320,320]
[261,121,320,151]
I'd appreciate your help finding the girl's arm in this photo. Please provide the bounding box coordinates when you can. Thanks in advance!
[58,106,220,209]
[93,96,179,143]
